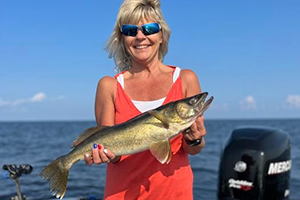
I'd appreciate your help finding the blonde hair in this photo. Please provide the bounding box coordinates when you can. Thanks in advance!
[106,0,171,72]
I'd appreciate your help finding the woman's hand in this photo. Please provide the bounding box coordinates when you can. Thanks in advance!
[183,115,206,141]
[84,144,120,165]
[182,115,206,155]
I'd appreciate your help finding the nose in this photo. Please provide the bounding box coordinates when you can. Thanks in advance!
[136,29,146,39]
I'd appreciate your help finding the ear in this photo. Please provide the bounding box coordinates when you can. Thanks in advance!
[159,32,163,44]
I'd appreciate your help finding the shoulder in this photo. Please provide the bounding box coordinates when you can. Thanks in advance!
[180,69,199,84]
[180,69,201,97]
[97,76,117,91]
[97,76,117,87]
[96,76,117,101]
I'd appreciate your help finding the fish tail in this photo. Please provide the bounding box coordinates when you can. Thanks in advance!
[40,155,70,199]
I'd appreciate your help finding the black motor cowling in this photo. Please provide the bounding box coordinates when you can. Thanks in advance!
[218,127,291,200]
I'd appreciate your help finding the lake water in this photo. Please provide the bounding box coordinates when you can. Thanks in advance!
[0,119,299,200]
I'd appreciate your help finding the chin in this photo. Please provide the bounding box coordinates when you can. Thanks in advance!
[133,53,159,64]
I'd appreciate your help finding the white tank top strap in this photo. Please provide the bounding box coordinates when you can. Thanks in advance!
[173,67,181,83]
[116,74,125,89]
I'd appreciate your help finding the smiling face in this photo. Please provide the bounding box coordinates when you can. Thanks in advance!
[122,20,163,66]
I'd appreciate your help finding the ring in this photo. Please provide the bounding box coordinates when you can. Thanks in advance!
[106,160,110,163]
[184,128,191,133]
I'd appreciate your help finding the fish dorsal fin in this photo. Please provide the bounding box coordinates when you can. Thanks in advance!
[148,110,170,129]
[71,126,105,148]
[149,140,172,164]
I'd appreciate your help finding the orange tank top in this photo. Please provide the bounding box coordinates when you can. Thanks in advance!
[104,66,194,200]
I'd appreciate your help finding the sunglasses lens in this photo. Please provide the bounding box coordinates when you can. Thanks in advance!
[121,23,160,36]
[142,23,160,35]
[122,25,138,36]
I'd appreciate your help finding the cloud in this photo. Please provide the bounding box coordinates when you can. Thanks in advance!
[285,94,300,109]
[30,92,46,102]
[11,99,27,106]
[240,95,256,110]
[0,92,47,107]
[0,98,11,107]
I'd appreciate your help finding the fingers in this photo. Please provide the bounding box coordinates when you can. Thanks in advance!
[184,132,194,141]
[183,116,206,140]
[85,143,116,165]
[84,153,93,165]
[92,144,102,164]
[103,148,117,161]
[98,145,111,163]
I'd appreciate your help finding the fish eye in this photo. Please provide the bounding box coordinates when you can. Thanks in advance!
[189,98,198,105]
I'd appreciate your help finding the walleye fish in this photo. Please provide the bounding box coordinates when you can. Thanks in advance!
[40,92,213,199]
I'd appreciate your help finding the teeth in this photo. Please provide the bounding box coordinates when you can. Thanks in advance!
[135,45,148,49]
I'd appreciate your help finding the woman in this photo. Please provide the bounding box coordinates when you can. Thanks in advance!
[84,0,207,199]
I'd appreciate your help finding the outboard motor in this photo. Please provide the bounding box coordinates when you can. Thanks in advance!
[218,127,291,200]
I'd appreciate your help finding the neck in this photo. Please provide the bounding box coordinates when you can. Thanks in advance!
[130,59,164,76]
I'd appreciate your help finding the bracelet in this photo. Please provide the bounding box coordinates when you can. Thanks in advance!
[185,137,202,147]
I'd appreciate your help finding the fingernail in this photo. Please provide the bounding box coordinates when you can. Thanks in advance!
[98,144,102,150]
[84,153,90,158]
[103,149,108,154]
[93,143,97,149]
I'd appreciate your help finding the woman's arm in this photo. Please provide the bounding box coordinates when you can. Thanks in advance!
[180,69,207,155]
[84,76,120,165]
[94,76,116,127]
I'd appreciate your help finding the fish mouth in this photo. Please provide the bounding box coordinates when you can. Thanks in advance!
[194,92,208,108]
[193,92,214,116]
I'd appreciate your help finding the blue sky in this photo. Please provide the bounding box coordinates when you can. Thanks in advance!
[1,0,299,121]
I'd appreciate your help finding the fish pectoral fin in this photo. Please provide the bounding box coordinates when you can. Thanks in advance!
[149,140,172,164]
[71,126,107,148]
[148,110,170,129]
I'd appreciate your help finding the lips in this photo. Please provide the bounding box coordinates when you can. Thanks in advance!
[134,45,150,49]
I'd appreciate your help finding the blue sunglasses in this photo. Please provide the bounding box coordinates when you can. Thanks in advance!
[121,23,161,37]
